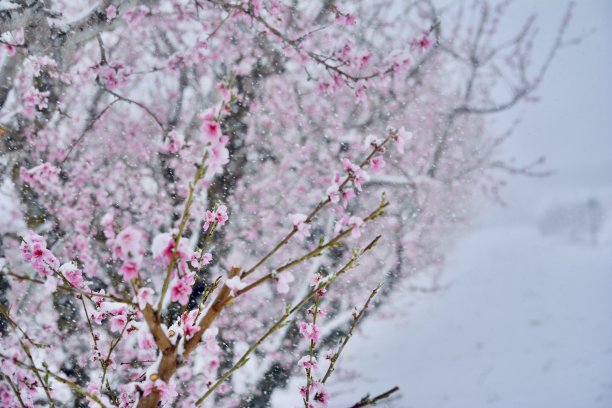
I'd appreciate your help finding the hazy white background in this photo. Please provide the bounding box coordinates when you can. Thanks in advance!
[275,1,612,406]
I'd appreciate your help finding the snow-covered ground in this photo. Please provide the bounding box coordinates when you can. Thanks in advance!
[274,1,612,407]
[274,199,612,408]
[326,210,612,408]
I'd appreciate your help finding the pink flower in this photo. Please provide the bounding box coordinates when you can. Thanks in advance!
[298,322,320,343]
[87,383,100,396]
[215,205,229,226]
[201,120,221,142]
[109,314,127,332]
[359,53,372,71]
[151,233,192,273]
[100,212,115,239]
[208,142,230,175]
[21,88,50,119]
[20,232,59,277]
[86,383,100,406]
[336,13,356,26]
[143,380,177,404]
[170,272,195,305]
[170,280,190,305]
[162,130,184,154]
[312,382,330,407]
[200,252,212,265]
[341,158,357,173]
[307,306,326,319]
[181,309,201,337]
[276,272,295,294]
[151,233,173,263]
[348,216,364,238]
[106,5,117,20]
[310,273,322,287]
[393,126,411,153]
[341,158,369,190]
[325,348,337,360]
[20,163,59,191]
[341,188,356,208]
[412,33,431,53]
[119,261,139,281]
[370,157,386,173]
[298,355,318,370]
[290,213,311,240]
[218,83,230,100]
[364,134,381,149]
[167,52,187,71]
[60,262,85,288]
[300,381,330,407]
[90,310,105,325]
[203,210,216,231]
[326,184,340,203]
[97,61,130,89]
[137,287,154,310]
[225,276,245,296]
[203,205,229,230]
[113,226,144,263]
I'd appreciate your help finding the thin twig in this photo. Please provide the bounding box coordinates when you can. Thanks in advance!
[348,386,400,408]
[322,283,382,383]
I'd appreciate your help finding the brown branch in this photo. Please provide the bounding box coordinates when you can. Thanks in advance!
[348,386,400,408]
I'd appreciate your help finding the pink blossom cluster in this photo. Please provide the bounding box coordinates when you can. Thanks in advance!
[21,87,50,119]
[290,213,311,240]
[143,379,178,405]
[167,40,207,71]
[326,171,356,208]
[201,114,230,176]
[203,204,229,231]
[298,321,320,344]
[390,125,411,153]
[59,262,86,288]
[299,381,330,408]
[171,270,196,305]
[295,273,347,407]
[96,61,131,90]
[152,231,212,274]
[180,309,201,338]
[0,353,40,406]
[19,162,60,192]
[161,130,185,155]
[19,231,59,277]
[341,158,370,191]
[334,215,364,239]
[25,55,58,78]
[112,226,145,281]
[137,287,155,310]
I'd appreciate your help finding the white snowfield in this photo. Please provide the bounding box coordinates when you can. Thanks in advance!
[273,195,612,408]
[329,209,612,408]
